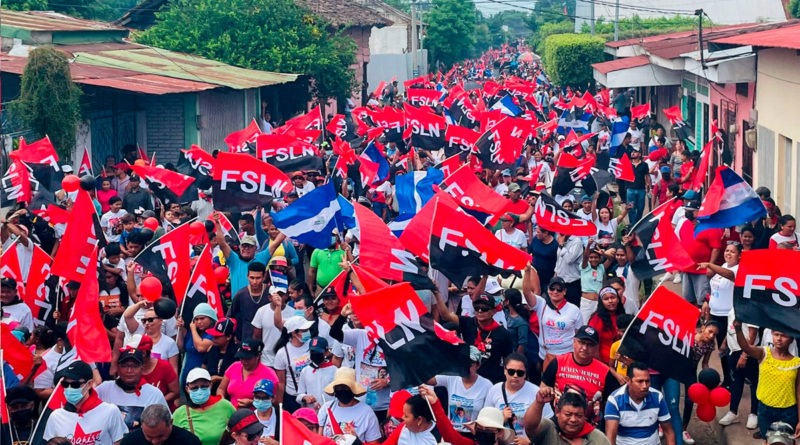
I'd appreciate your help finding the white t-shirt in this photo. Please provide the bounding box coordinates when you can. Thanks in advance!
[495,228,528,250]
[576,208,593,222]
[273,342,311,396]
[494,183,509,196]
[151,335,179,361]
[258,410,277,439]
[117,308,177,345]
[100,209,128,242]
[343,329,390,411]
[725,309,758,354]
[297,364,338,407]
[537,299,583,359]
[708,264,738,316]
[96,381,168,430]
[594,218,619,247]
[615,264,641,314]
[485,382,553,436]
[434,374,493,432]
[294,181,316,198]
[252,304,296,365]
[34,347,79,390]
[43,399,128,444]
[1,301,34,332]
[770,232,799,248]
[318,400,382,442]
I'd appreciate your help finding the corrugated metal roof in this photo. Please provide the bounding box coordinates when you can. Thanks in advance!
[73,46,299,90]
[0,53,218,94]
[713,22,800,50]
[592,55,650,74]
[0,9,127,32]
[297,0,393,27]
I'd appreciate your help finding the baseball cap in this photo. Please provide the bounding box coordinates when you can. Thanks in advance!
[207,318,237,337]
[473,294,496,309]
[235,339,264,359]
[241,235,258,247]
[125,334,154,352]
[581,195,592,203]
[118,349,144,365]
[309,336,329,354]
[501,169,512,177]
[186,367,212,384]
[228,409,264,436]
[1,277,17,289]
[575,325,599,345]
[55,360,93,383]
[484,279,503,295]
[507,183,521,193]
[253,379,275,397]
[293,408,320,426]
[7,385,37,404]
[284,316,314,333]
[548,276,566,289]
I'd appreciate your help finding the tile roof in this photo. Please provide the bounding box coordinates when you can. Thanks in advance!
[297,0,393,27]
[592,55,650,74]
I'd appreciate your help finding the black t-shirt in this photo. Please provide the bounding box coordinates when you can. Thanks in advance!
[203,344,238,377]
[531,237,558,286]
[628,161,649,189]
[458,316,513,384]
[120,424,202,445]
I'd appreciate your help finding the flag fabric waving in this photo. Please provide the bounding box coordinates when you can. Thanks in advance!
[256,134,324,173]
[630,199,695,279]
[11,136,60,171]
[282,407,337,445]
[608,153,635,182]
[430,196,531,285]
[212,152,293,212]
[133,221,192,300]
[272,183,344,250]
[130,164,196,205]
[619,286,700,384]
[695,166,765,235]
[51,190,100,282]
[490,95,523,116]
[224,119,262,153]
[444,125,481,157]
[67,246,112,363]
[177,145,215,190]
[325,114,348,139]
[630,103,651,121]
[663,106,694,143]
[403,104,446,150]
[284,105,323,131]
[395,169,445,217]
[689,139,714,191]
[77,147,93,177]
[440,164,512,225]
[349,282,470,390]
[1,323,34,379]
[181,245,226,321]
[406,88,442,108]
[533,193,597,237]
[25,245,54,324]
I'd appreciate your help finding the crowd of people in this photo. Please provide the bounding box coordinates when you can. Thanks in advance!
[2,43,799,445]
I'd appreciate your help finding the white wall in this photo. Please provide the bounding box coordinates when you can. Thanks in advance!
[369,24,408,55]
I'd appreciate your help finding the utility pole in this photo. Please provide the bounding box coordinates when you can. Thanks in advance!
[614,0,620,41]
[590,0,596,36]
[695,9,706,69]
[411,0,418,77]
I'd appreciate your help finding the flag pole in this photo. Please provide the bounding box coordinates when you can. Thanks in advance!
[616,280,664,349]
[279,403,284,445]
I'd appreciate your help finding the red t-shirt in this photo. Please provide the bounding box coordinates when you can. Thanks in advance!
[588,314,618,364]
[143,359,177,395]
[677,219,724,273]
[507,199,530,231]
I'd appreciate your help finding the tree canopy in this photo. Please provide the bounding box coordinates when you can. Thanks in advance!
[424,0,479,68]
[5,0,139,22]
[136,0,356,102]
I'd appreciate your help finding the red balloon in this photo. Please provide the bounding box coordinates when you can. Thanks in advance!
[139,277,163,302]
[143,217,159,231]
[710,387,731,408]
[61,174,80,192]
[190,221,206,237]
[687,383,710,405]
[214,267,229,284]
[696,403,717,422]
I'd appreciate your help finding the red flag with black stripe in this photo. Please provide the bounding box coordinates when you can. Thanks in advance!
[444,125,481,157]
[11,136,59,171]
[212,152,293,212]
[402,103,446,150]
[130,164,196,206]
[51,190,99,282]
[181,244,225,321]
[256,134,323,173]
[177,145,215,191]
[25,245,53,323]
[435,153,463,179]
[441,164,513,225]
[533,193,597,237]
[370,106,406,142]
[608,153,635,182]
[285,105,323,131]
[78,147,93,177]
[225,119,262,153]
[325,114,348,139]
[406,88,441,108]
[630,199,695,279]
[349,282,469,390]
[473,117,526,169]
[133,221,192,301]
[0,244,26,300]
[619,286,699,384]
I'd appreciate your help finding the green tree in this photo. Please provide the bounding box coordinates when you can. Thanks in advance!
[486,11,533,46]
[529,21,574,53]
[789,0,800,18]
[10,47,82,159]
[425,0,478,67]
[136,0,356,102]
[541,33,605,89]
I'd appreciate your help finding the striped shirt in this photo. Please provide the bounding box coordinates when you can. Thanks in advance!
[604,385,670,445]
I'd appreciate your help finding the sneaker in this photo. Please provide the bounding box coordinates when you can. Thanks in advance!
[719,411,739,426]
[664,272,674,280]
[682,431,696,445]
[673,273,682,284]
[746,414,758,429]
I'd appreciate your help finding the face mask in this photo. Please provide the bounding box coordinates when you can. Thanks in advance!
[189,387,211,405]
[310,352,326,366]
[300,331,311,343]
[294,309,306,318]
[475,430,496,445]
[334,388,355,404]
[10,408,34,424]
[253,399,273,412]
[64,387,85,405]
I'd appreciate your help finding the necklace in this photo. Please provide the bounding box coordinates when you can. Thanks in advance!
[248,285,264,304]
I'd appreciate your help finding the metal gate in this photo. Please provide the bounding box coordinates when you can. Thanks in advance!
[90,110,137,168]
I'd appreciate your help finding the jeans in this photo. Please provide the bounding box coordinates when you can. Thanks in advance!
[757,403,798,438]
[728,351,758,414]
[651,374,684,445]
[627,188,646,224]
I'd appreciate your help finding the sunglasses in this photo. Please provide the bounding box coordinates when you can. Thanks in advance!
[549,287,565,292]
[61,380,85,389]
[506,368,526,377]
[474,307,493,313]
[142,317,159,324]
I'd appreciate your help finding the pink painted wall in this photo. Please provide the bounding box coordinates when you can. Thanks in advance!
[708,82,754,175]
[346,26,372,105]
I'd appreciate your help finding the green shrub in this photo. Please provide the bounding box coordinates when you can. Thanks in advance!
[541,33,605,89]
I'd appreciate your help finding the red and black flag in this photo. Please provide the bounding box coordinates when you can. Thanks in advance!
[404,75,429,90]
[533,193,597,237]
[325,114,349,139]
[403,103,446,151]
[67,246,112,364]
[212,152,293,213]
[444,125,481,157]
[77,146,93,177]
[274,125,322,145]
[353,202,435,290]
[406,88,441,108]
[11,136,60,172]
[473,117,526,170]
[177,145,215,191]
[130,164,196,206]
[630,103,651,122]
[619,286,700,384]
[349,282,470,390]
[181,244,225,321]
[0,159,34,206]
[256,134,324,173]
[608,153,635,182]
[663,106,694,143]
[734,249,800,338]
[1,322,34,380]
[51,190,100,282]
[284,105,323,131]
[435,153,463,179]
[370,106,405,143]
[225,119,262,153]
[440,164,512,225]
[443,86,479,129]
[429,196,531,285]
[0,243,26,300]
[133,221,192,300]
[630,199,695,280]
[25,245,54,324]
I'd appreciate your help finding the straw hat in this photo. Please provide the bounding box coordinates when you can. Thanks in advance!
[323,368,367,396]
[466,407,516,444]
